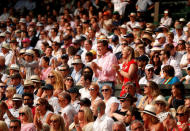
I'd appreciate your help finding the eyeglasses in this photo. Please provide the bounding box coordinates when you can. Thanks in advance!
[19,112,25,116]
[10,126,18,129]
[176,113,185,117]
[79,109,84,112]
[50,119,58,123]
[36,103,42,106]
[0,86,6,88]
[120,99,126,102]
[48,75,55,78]
[101,89,109,92]
[121,43,128,46]
[147,69,154,72]
[89,88,95,91]
[59,69,67,71]
[66,78,73,81]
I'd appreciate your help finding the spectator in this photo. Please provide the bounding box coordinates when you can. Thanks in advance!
[136,54,149,79]
[93,100,114,131]
[64,76,74,91]
[130,120,144,131]
[19,106,36,131]
[71,59,84,83]
[150,52,162,75]
[79,74,92,99]
[153,95,168,115]
[9,73,24,95]
[112,121,126,131]
[9,119,21,131]
[5,86,16,109]
[0,120,8,131]
[139,64,162,84]
[49,114,67,131]
[68,87,80,112]
[0,82,6,101]
[160,9,172,27]
[138,81,160,110]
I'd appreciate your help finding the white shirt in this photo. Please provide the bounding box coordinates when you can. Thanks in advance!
[79,88,91,99]
[4,108,19,126]
[60,104,77,125]
[71,100,80,112]
[160,16,172,27]
[104,96,120,115]
[93,114,114,131]
[180,53,188,68]
[139,74,162,84]
[48,96,60,114]
[0,51,13,66]
[170,52,183,65]
[111,43,122,54]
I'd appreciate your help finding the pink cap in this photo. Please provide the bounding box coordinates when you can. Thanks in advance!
[22,38,31,43]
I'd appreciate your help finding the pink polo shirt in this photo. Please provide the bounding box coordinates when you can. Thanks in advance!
[96,51,118,82]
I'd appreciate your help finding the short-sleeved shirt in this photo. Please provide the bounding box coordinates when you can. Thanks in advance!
[136,0,153,12]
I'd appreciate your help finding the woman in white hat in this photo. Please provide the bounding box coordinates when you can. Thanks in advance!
[141,104,164,131]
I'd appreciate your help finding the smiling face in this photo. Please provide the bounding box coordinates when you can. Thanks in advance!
[101,85,112,99]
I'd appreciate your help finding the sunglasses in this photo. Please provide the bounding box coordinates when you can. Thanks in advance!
[148,69,154,72]
[89,88,95,91]
[50,120,58,123]
[176,113,185,117]
[19,112,25,116]
[0,86,6,88]
[66,78,73,81]
[36,103,42,106]
[79,109,84,112]
[48,76,55,78]
[155,102,165,106]
[9,126,18,129]
[59,69,67,71]
[120,99,126,102]
[101,89,109,92]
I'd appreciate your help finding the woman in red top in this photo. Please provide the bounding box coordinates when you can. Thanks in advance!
[114,46,139,96]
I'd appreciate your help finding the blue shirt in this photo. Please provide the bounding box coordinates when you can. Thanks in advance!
[161,76,179,85]
[15,84,24,94]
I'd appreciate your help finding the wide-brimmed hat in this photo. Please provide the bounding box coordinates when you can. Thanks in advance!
[142,34,154,42]
[153,95,168,106]
[9,64,19,71]
[140,104,157,118]
[24,79,34,86]
[25,49,34,56]
[12,94,22,101]
[72,59,83,65]
[30,75,41,83]
[2,42,10,50]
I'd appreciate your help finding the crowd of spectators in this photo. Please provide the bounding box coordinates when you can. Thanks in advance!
[0,0,189,131]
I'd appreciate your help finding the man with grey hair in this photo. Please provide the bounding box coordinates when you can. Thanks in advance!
[112,121,126,131]
[130,120,144,131]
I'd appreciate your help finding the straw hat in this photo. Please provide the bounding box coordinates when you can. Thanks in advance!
[140,104,157,118]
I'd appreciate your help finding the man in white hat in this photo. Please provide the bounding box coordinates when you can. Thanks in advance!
[0,42,12,66]
[154,95,168,115]
[160,9,172,27]
[71,59,84,83]
[126,12,139,32]
[156,33,167,48]
[139,64,162,84]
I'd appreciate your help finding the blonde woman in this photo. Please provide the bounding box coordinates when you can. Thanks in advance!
[19,106,36,131]
[50,114,66,131]
[69,107,94,131]
[5,87,16,109]
[113,46,139,96]
[47,70,65,97]
[0,120,8,131]
[138,81,160,110]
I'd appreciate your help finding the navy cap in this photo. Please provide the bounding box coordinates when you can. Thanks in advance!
[154,28,163,33]
[68,87,79,94]
[117,93,137,102]
[79,98,91,107]
[124,33,134,38]
[43,84,54,90]
[61,54,68,59]
[112,35,119,42]
[136,55,149,62]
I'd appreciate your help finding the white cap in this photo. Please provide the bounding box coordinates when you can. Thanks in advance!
[120,24,127,29]
[156,33,165,39]
[10,64,19,71]
[183,26,188,32]
[179,18,185,22]
[154,95,168,105]
[145,64,154,70]
[164,10,168,14]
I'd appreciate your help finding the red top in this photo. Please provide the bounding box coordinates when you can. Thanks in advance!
[120,59,139,96]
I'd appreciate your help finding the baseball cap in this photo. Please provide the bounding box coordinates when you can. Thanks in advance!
[79,98,91,107]
[136,55,149,62]
[156,33,165,39]
[145,64,154,70]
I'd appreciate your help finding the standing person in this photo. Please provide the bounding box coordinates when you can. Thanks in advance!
[113,46,139,96]
[91,36,118,90]
[160,9,172,27]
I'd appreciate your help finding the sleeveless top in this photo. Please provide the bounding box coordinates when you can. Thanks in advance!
[120,59,139,96]
[41,110,52,123]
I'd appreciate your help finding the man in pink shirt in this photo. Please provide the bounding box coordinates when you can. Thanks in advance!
[91,36,118,91]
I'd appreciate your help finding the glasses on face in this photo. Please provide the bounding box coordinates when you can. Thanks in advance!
[0,86,6,88]
[48,75,55,78]
[160,53,164,56]
[89,88,95,91]
[121,43,128,46]
[120,99,126,102]
[79,109,84,112]
[155,102,165,106]
[36,103,42,106]
[59,69,67,71]
[176,113,185,117]
[66,78,73,81]
[148,69,154,72]
[10,125,18,129]
[50,119,58,123]
[101,88,109,92]
[19,112,25,116]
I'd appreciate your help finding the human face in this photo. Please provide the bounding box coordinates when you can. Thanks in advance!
[124,85,135,95]
[186,44,190,53]
[48,73,56,84]
[145,68,154,79]
[45,48,52,56]
[65,77,74,89]
[171,86,180,97]
[73,63,83,72]
[5,88,12,98]
[159,51,165,61]
[176,110,188,123]
[153,54,160,63]
[142,113,151,123]
[89,85,98,97]
[19,111,27,123]
[78,108,84,121]
[143,83,151,95]
[101,86,111,99]
[84,41,92,51]
[50,118,60,129]
[97,42,107,56]
[155,102,166,114]
[0,84,6,94]
[58,96,68,108]
[9,122,21,131]
[124,110,132,124]
[185,99,190,109]
[36,101,45,112]
[131,122,144,131]
[112,124,125,131]
[122,47,130,58]
[23,96,33,107]
[120,99,130,108]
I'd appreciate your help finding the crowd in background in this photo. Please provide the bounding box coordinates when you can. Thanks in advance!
[0,0,189,131]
